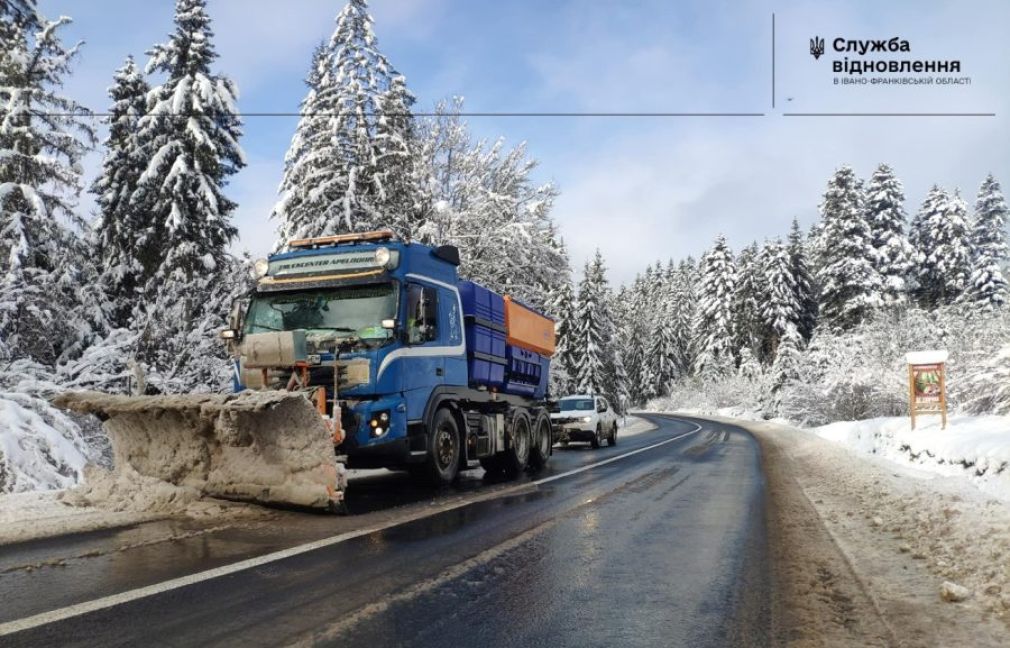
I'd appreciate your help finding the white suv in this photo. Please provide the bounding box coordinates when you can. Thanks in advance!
[550,394,619,449]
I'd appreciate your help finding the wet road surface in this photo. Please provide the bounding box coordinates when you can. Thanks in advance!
[0,415,769,647]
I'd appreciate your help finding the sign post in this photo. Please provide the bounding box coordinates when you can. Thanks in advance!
[906,350,948,430]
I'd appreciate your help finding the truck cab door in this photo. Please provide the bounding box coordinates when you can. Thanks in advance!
[402,283,445,417]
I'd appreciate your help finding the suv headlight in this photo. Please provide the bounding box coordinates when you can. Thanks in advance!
[582,416,592,423]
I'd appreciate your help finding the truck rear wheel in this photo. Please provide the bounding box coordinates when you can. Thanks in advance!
[423,408,460,486]
[502,414,531,479]
[528,414,552,472]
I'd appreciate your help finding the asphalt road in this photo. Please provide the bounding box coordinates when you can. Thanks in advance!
[0,415,769,647]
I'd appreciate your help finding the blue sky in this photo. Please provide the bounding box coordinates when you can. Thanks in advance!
[41,0,1010,283]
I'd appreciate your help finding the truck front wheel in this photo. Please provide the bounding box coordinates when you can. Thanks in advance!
[423,408,460,486]
[502,414,531,479]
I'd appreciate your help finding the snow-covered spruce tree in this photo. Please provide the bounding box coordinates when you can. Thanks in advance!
[732,242,764,361]
[691,235,737,377]
[0,13,104,367]
[130,0,246,391]
[909,185,972,308]
[644,262,679,395]
[573,250,625,406]
[965,174,1009,310]
[787,219,817,340]
[548,273,578,397]
[765,324,804,416]
[620,273,650,403]
[864,163,914,305]
[273,0,425,242]
[673,257,698,374]
[90,56,150,328]
[760,239,802,359]
[814,166,882,329]
[133,0,243,287]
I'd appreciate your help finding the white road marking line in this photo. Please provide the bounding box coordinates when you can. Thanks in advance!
[534,420,702,486]
[0,416,701,638]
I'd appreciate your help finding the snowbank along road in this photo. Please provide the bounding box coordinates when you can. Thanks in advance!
[0,415,771,647]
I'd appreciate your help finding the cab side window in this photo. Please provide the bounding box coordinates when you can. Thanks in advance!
[406,284,439,344]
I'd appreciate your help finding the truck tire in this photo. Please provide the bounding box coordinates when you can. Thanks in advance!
[423,408,460,486]
[609,422,618,446]
[528,414,552,472]
[590,423,602,449]
[502,413,531,479]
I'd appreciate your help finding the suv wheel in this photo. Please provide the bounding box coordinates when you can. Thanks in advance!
[590,423,602,449]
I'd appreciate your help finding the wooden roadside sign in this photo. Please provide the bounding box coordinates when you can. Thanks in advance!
[906,350,948,430]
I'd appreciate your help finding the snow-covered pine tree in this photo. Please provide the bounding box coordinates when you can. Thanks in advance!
[760,239,803,360]
[815,166,882,329]
[0,13,103,366]
[274,0,425,242]
[373,75,428,239]
[910,185,972,308]
[965,174,1009,310]
[864,163,914,305]
[765,324,804,415]
[691,235,737,377]
[732,242,764,361]
[644,262,678,395]
[620,273,650,403]
[269,42,331,247]
[91,56,150,328]
[548,273,578,397]
[673,257,698,374]
[573,250,621,401]
[131,0,246,390]
[133,0,244,289]
[787,219,817,340]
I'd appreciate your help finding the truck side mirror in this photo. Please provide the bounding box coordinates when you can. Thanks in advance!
[228,297,249,335]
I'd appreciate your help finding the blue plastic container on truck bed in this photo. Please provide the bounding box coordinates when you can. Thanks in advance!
[459,280,552,399]
[459,281,507,390]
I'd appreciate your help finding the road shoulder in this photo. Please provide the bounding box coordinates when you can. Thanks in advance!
[680,413,1010,647]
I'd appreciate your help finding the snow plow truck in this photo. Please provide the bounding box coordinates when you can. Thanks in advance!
[55,230,556,512]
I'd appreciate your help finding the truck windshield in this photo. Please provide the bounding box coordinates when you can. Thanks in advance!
[245,283,398,348]
[559,398,594,411]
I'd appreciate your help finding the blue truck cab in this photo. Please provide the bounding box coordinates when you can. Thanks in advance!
[230,230,555,485]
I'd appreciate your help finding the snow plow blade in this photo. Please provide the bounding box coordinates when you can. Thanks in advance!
[53,391,345,510]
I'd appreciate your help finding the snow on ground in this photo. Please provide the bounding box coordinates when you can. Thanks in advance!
[0,490,161,546]
[811,414,1010,502]
[618,415,653,437]
[679,406,1010,615]
[0,393,94,494]
[0,479,265,547]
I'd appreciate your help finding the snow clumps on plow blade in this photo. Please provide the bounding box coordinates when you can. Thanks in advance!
[52,391,346,511]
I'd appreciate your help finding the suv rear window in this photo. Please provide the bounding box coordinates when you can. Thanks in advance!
[559,398,594,411]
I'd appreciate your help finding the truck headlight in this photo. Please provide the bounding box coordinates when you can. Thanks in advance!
[582,416,592,423]
[374,247,391,268]
[369,410,391,437]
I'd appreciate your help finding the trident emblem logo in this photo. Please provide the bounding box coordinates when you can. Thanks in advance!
[810,36,825,60]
